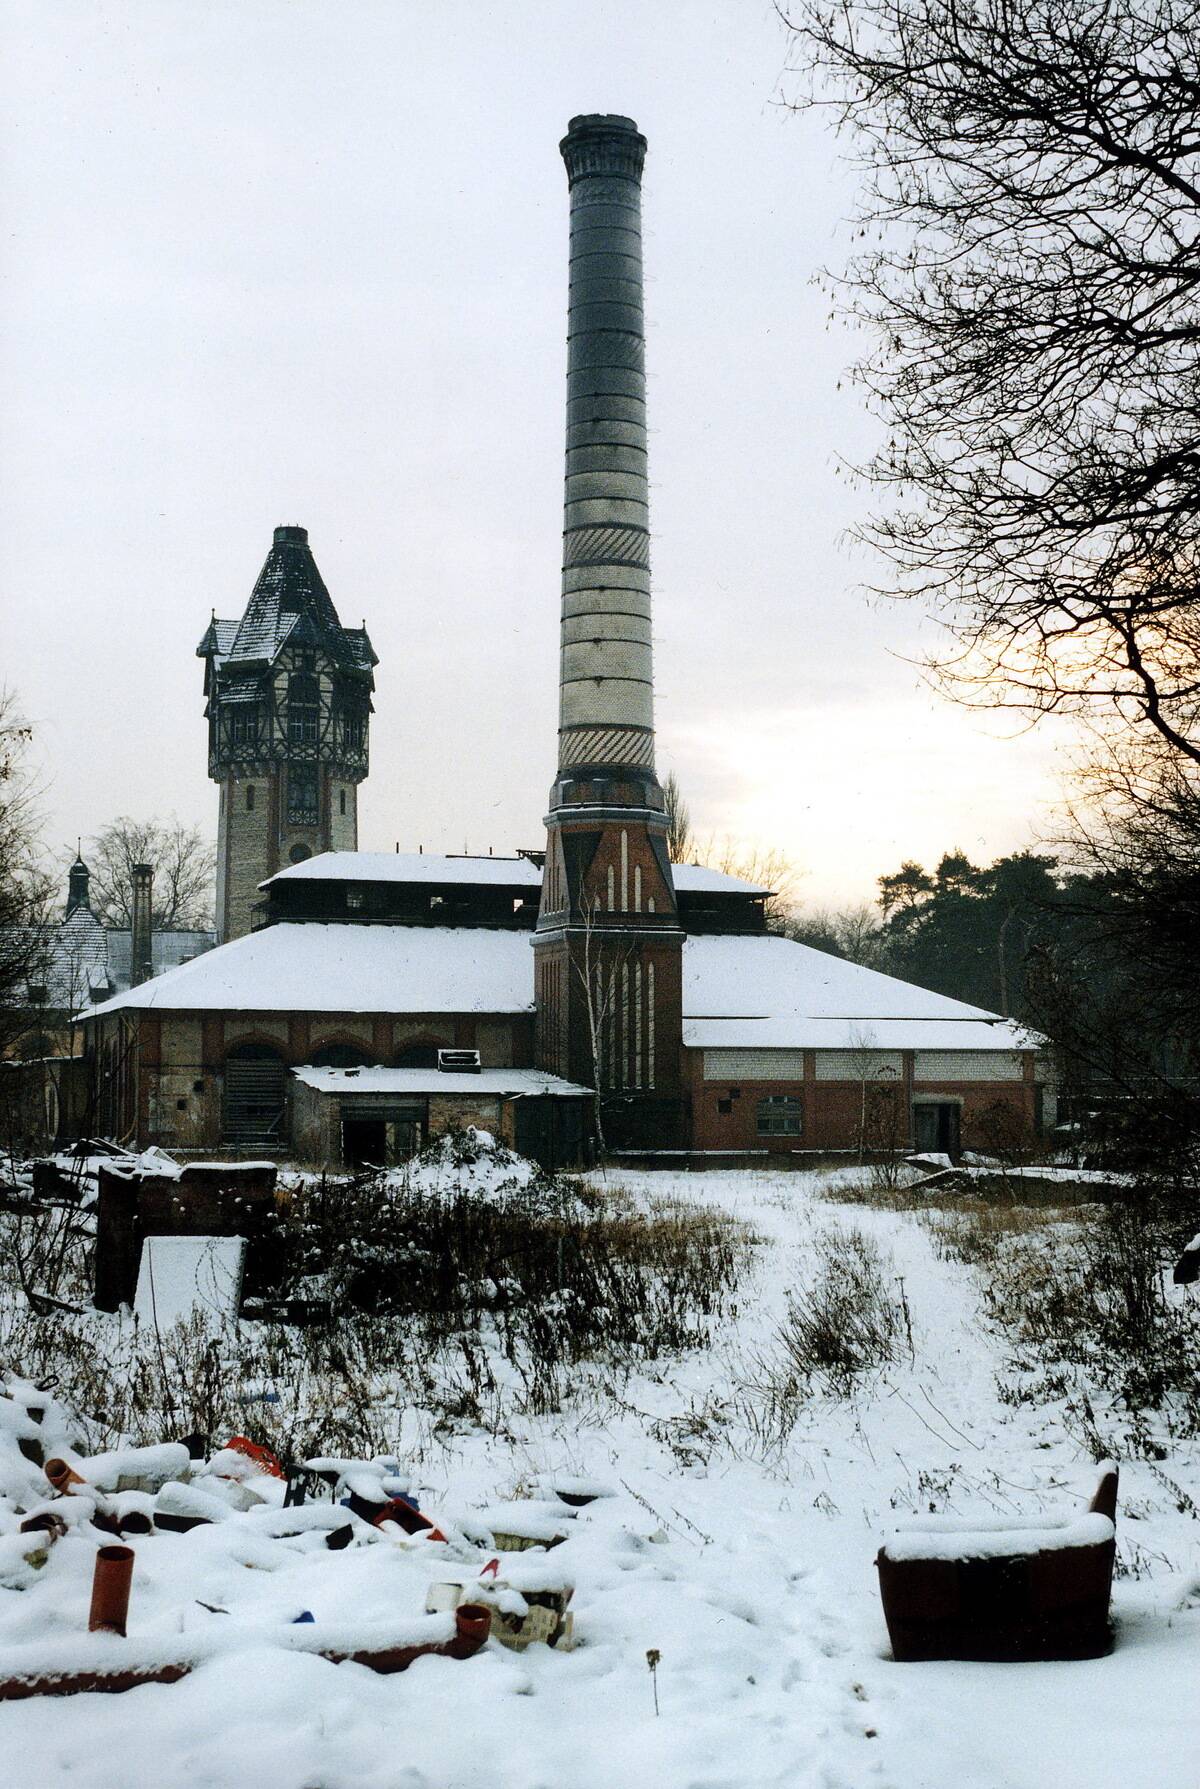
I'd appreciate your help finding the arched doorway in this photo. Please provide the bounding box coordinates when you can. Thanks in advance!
[222,1042,286,1147]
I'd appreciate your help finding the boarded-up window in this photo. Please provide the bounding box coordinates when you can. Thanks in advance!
[757,1095,802,1136]
[222,1044,286,1145]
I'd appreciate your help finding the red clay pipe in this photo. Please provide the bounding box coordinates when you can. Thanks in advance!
[1089,1464,1119,1523]
[88,1546,134,1636]
[448,1602,492,1657]
[44,1458,87,1496]
[0,1617,494,1700]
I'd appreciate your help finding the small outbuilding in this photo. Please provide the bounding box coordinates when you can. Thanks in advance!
[289,1060,593,1172]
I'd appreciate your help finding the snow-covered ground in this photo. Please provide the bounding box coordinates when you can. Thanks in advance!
[1,1165,1197,1788]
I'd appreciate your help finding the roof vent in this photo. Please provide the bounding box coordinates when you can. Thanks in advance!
[437,1048,481,1074]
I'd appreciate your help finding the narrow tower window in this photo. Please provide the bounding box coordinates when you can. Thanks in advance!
[245,785,255,812]
[288,763,319,825]
[288,671,320,745]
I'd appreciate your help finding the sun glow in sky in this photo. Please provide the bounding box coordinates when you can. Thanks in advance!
[0,1,1067,909]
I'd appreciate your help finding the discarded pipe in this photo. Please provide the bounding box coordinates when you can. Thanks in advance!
[19,1512,67,1542]
[44,1458,87,1496]
[88,1546,134,1636]
[0,1607,493,1700]
[450,1603,492,1654]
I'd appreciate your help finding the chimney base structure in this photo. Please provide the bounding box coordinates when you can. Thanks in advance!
[534,116,685,1150]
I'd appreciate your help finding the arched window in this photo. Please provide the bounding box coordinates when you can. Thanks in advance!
[222,1042,286,1145]
[309,1042,373,1069]
[394,1042,440,1069]
[757,1094,802,1137]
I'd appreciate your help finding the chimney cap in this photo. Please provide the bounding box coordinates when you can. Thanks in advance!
[566,113,640,135]
[561,114,646,184]
[273,524,309,545]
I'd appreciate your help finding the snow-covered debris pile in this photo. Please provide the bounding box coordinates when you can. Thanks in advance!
[0,1373,613,1700]
[384,1126,543,1201]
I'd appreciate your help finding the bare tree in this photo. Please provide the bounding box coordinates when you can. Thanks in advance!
[785,0,1200,779]
[784,900,887,966]
[0,693,54,1058]
[663,770,694,863]
[573,893,639,1157]
[87,816,215,930]
[693,834,804,930]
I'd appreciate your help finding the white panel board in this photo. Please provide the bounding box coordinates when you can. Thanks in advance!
[914,1051,1024,1083]
[703,1049,805,1082]
[134,1235,247,1330]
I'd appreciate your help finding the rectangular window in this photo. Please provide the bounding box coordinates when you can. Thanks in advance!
[288,763,319,825]
[288,671,320,746]
[228,705,259,750]
[757,1094,802,1136]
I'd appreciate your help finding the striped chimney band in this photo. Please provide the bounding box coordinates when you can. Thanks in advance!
[558,115,655,777]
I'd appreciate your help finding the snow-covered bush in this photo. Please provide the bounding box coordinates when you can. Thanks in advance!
[982,1199,1200,1435]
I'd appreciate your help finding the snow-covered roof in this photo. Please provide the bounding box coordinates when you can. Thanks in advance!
[291,1066,590,1098]
[261,850,766,895]
[262,852,542,890]
[685,1016,1030,1051]
[681,934,1031,1051]
[82,924,534,1019]
[80,918,1036,1056]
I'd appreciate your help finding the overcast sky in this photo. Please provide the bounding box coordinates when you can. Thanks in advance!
[1,0,1067,909]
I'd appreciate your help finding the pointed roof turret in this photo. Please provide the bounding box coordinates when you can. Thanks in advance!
[197,525,377,673]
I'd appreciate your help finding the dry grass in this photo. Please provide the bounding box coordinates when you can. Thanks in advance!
[921,1200,1089,1265]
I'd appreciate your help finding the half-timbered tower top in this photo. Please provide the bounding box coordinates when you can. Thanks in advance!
[197,525,376,690]
[198,525,379,941]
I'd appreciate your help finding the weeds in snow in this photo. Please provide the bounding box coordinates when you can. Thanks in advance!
[740,1223,907,1451]
[936,1191,1200,1450]
[0,1132,754,1457]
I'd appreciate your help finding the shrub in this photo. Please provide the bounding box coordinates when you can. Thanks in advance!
[980,1197,1200,1436]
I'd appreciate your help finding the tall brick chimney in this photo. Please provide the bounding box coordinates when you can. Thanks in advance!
[533,115,684,1150]
[130,863,154,987]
